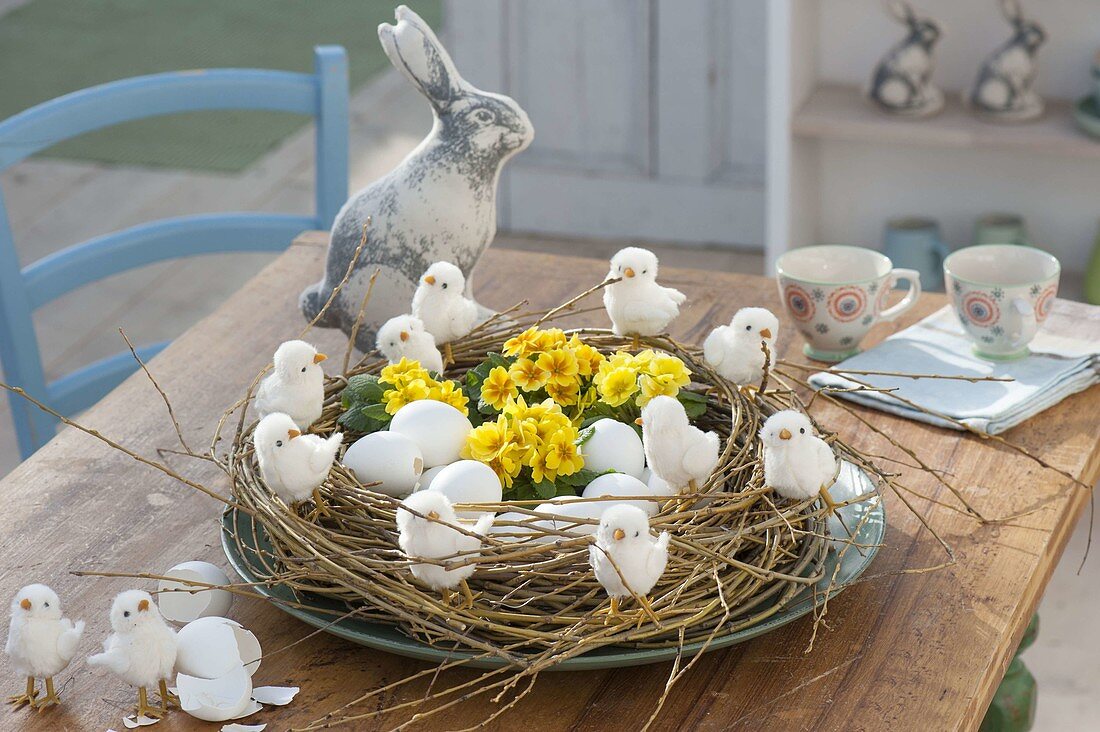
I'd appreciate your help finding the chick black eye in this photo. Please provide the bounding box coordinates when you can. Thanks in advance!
[301,366,307,373]
[43,602,49,608]
[745,325,752,331]
[634,531,640,537]
[275,440,283,447]
[642,270,647,274]
[441,283,448,289]
[799,427,805,434]
[123,611,130,617]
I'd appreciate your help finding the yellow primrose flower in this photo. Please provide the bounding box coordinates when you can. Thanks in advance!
[503,327,542,358]
[383,378,431,415]
[509,357,548,392]
[594,352,636,388]
[534,411,573,442]
[380,357,430,387]
[536,348,579,388]
[480,366,518,411]
[490,442,525,487]
[632,349,657,369]
[429,380,469,416]
[543,432,584,478]
[536,328,568,351]
[463,416,510,462]
[650,354,691,388]
[546,379,580,406]
[637,373,681,406]
[599,367,639,407]
[528,447,556,484]
[568,335,605,376]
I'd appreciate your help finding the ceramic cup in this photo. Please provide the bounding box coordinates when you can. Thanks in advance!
[943,244,1060,360]
[776,245,921,362]
[973,213,1030,247]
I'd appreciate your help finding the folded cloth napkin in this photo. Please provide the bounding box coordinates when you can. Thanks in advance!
[807,302,1100,434]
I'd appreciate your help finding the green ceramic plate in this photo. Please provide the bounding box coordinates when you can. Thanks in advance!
[1073,95,1100,140]
[221,461,884,670]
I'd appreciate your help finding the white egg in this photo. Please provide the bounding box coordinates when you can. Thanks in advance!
[646,470,676,499]
[176,664,254,722]
[641,466,653,483]
[579,419,645,479]
[157,561,233,624]
[176,617,262,680]
[415,464,448,492]
[534,499,603,536]
[342,432,424,497]
[582,472,658,516]
[428,460,503,519]
[489,511,555,543]
[389,400,473,468]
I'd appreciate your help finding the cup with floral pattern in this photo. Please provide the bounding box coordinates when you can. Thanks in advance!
[943,244,1060,360]
[775,245,921,362]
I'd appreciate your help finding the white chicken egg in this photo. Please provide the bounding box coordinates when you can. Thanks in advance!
[489,511,555,543]
[646,470,675,499]
[176,617,262,680]
[534,499,603,536]
[415,464,448,492]
[579,419,645,479]
[176,664,254,722]
[389,400,472,467]
[428,460,503,519]
[582,472,658,516]
[157,561,234,624]
[342,432,424,497]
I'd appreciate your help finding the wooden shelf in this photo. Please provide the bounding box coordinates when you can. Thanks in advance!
[792,83,1100,160]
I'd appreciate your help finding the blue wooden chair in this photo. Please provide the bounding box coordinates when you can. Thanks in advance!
[0,46,349,459]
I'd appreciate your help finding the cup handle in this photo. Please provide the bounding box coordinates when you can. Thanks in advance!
[879,269,921,322]
[1007,297,1038,348]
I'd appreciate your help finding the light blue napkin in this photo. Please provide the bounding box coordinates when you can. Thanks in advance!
[807,303,1100,435]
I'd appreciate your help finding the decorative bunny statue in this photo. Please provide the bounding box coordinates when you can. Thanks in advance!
[968,0,1047,122]
[300,5,534,349]
[866,1,944,117]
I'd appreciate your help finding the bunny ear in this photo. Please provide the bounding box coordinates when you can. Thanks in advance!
[999,0,1023,23]
[886,0,916,24]
[379,6,466,111]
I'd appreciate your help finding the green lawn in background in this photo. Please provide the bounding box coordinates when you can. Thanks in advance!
[0,0,442,172]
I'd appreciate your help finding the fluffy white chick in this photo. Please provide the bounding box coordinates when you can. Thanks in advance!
[254,340,328,430]
[87,590,177,720]
[603,247,686,348]
[638,396,720,512]
[5,584,84,710]
[411,262,478,364]
[376,314,444,374]
[703,307,779,390]
[396,491,493,609]
[588,504,669,625]
[760,410,839,512]
[254,412,342,512]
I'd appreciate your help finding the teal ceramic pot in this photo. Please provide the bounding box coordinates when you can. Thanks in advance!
[974,213,1030,247]
[884,217,950,292]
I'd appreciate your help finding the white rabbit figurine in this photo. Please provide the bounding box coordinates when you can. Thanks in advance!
[968,0,1047,122]
[300,5,535,350]
[866,1,944,117]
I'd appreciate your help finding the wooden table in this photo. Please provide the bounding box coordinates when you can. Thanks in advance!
[3,233,1099,731]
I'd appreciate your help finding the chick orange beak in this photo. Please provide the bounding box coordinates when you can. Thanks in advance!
[19,598,30,610]
[424,275,436,285]
[624,267,635,278]
[635,418,643,426]
[427,510,440,520]
[779,428,792,440]
[287,429,301,440]
[613,528,626,541]
[313,353,328,363]
[138,599,150,612]
[399,331,410,342]
[759,328,772,339]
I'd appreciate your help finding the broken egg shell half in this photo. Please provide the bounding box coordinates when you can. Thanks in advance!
[579,419,645,479]
[157,561,233,624]
[342,432,423,497]
[177,664,254,722]
[389,400,472,468]
[176,616,262,680]
[581,472,658,517]
[428,460,502,519]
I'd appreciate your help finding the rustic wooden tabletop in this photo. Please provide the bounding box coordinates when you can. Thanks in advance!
[2,232,1098,731]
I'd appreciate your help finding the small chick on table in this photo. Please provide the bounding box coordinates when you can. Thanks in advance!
[703,307,779,393]
[254,412,342,516]
[87,591,177,720]
[377,314,445,374]
[603,247,686,350]
[638,395,720,512]
[254,339,328,430]
[397,491,493,609]
[589,504,669,626]
[412,262,478,366]
[5,584,84,710]
[759,410,839,514]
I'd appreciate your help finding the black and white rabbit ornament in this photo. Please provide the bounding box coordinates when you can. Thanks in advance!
[866,1,944,117]
[300,6,534,350]
[968,0,1047,122]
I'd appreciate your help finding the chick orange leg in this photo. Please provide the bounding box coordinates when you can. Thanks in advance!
[602,596,622,625]
[676,480,699,513]
[443,343,455,367]
[158,679,179,711]
[631,334,641,351]
[441,588,454,608]
[819,484,853,537]
[135,686,166,720]
[738,384,758,398]
[635,594,661,629]
[307,487,331,521]
[7,677,37,709]
[460,579,475,609]
[34,678,60,711]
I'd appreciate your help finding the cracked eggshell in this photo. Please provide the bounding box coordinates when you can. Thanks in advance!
[414,464,448,492]
[343,432,423,497]
[157,561,233,624]
[582,472,657,516]
[579,419,645,479]
[176,617,262,680]
[428,460,502,519]
[177,664,253,722]
[389,400,472,468]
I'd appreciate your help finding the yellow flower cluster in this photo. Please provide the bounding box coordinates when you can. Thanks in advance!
[493,328,605,410]
[379,358,469,416]
[463,396,584,486]
[593,350,691,407]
